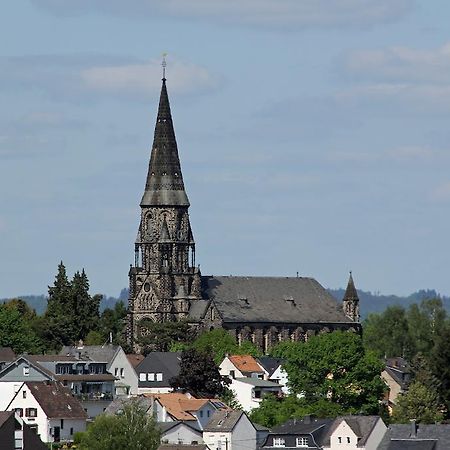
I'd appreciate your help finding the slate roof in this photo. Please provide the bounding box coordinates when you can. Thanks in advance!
[0,411,13,429]
[257,357,284,377]
[343,272,359,303]
[228,355,264,374]
[104,396,153,415]
[321,415,381,447]
[140,78,190,207]
[24,381,88,419]
[377,424,450,450]
[158,420,202,434]
[200,276,354,324]
[270,417,333,436]
[59,345,119,365]
[204,410,245,432]
[136,352,181,388]
[234,377,282,388]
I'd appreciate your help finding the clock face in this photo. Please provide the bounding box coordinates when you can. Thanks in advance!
[143,283,151,292]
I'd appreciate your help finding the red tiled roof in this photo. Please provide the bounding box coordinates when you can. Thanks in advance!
[228,355,263,373]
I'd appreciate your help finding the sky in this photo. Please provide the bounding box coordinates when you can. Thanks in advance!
[1,0,450,298]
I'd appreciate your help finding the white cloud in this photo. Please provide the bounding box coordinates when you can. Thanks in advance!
[31,0,412,28]
[345,42,450,84]
[0,55,218,101]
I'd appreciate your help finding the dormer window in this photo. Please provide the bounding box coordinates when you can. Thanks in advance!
[273,438,285,447]
[296,437,308,447]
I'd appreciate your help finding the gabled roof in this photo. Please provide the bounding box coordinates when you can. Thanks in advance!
[378,424,450,450]
[343,272,359,303]
[234,377,282,388]
[10,381,87,420]
[0,411,13,429]
[201,276,354,324]
[227,355,264,374]
[321,416,381,447]
[204,410,246,432]
[0,356,55,381]
[104,396,153,415]
[269,417,333,436]
[151,392,211,421]
[158,420,202,434]
[257,357,284,377]
[136,352,181,387]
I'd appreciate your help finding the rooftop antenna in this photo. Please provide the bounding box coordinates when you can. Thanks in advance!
[162,52,168,80]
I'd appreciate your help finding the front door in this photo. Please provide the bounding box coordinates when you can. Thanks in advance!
[53,426,60,442]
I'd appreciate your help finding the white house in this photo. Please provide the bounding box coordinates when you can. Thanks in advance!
[203,410,259,450]
[257,357,290,395]
[160,421,204,445]
[321,416,387,450]
[229,377,282,412]
[7,381,88,444]
[219,355,265,379]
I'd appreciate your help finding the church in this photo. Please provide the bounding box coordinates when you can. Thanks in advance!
[127,75,360,352]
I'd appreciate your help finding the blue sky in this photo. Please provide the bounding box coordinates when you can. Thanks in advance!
[1,0,450,298]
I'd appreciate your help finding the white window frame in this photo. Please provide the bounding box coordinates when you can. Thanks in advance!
[156,373,163,381]
[296,437,308,447]
[120,368,124,378]
[139,373,146,382]
[23,366,30,376]
[148,373,155,381]
[273,437,285,447]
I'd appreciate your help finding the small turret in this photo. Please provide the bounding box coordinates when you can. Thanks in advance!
[343,271,360,322]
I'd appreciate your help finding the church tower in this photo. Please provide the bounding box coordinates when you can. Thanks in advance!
[127,75,201,347]
[342,271,360,322]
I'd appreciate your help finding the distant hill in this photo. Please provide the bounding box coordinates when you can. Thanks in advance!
[2,287,449,318]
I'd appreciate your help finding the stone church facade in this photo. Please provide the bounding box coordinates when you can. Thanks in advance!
[127,77,360,352]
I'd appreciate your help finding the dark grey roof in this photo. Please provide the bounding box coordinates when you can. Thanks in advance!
[141,79,189,207]
[59,345,119,366]
[257,357,284,377]
[322,416,381,447]
[104,396,153,415]
[188,300,210,321]
[377,424,450,450]
[204,410,245,432]
[201,276,354,324]
[343,272,359,303]
[234,377,282,388]
[158,420,202,434]
[136,352,181,388]
[385,441,437,450]
[270,417,333,436]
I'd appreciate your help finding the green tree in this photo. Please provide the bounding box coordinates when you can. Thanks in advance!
[272,331,385,414]
[98,301,128,344]
[363,306,413,359]
[85,330,105,345]
[78,400,160,450]
[392,381,444,424]
[0,303,42,353]
[170,348,230,397]
[430,325,450,411]
[192,328,261,364]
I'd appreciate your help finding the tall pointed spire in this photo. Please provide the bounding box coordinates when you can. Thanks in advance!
[140,77,189,207]
[343,271,360,322]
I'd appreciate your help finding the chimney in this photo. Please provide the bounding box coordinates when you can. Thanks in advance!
[303,415,311,424]
[410,419,417,438]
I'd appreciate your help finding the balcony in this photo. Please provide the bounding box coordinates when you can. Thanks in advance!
[74,392,113,401]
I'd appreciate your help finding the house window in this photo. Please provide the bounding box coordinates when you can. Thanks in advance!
[115,368,119,377]
[139,373,146,382]
[70,428,74,436]
[273,438,285,447]
[253,390,261,399]
[25,408,37,418]
[22,391,27,399]
[296,437,308,447]
[148,373,155,381]
[229,370,235,379]
[23,366,30,376]
[156,373,163,381]
[338,437,342,443]
[200,411,204,418]
[347,437,351,444]
[14,408,23,417]
[120,368,124,378]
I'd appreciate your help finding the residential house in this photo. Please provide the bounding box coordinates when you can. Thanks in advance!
[159,421,204,445]
[136,352,181,394]
[203,410,260,450]
[321,416,387,450]
[158,444,208,450]
[257,356,289,394]
[381,358,411,412]
[262,416,333,450]
[6,381,88,444]
[0,411,47,450]
[60,343,139,396]
[150,392,227,430]
[228,377,282,411]
[377,422,450,450]
[0,355,115,418]
[219,355,265,380]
